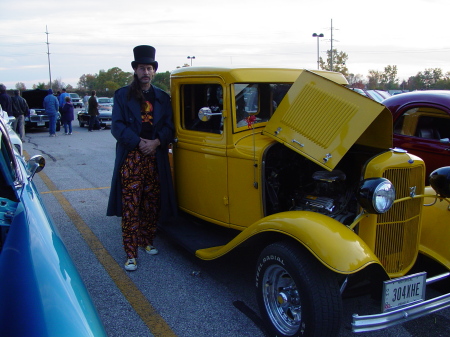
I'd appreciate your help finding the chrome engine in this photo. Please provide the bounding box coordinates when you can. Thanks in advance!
[264,144,360,225]
[292,170,355,224]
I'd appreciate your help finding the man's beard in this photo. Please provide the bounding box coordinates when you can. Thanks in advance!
[138,75,152,84]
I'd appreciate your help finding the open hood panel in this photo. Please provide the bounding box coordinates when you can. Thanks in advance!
[263,70,392,170]
[22,89,48,109]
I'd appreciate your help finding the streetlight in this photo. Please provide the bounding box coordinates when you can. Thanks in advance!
[312,33,324,70]
[187,56,195,66]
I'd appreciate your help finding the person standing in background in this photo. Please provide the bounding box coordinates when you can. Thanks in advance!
[83,92,89,113]
[0,84,12,117]
[61,95,74,135]
[88,90,99,132]
[43,89,59,137]
[11,90,29,141]
[59,88,69,112]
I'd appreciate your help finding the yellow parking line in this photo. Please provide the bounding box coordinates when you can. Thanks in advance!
[27,151,177,337]
[41,186,110,194]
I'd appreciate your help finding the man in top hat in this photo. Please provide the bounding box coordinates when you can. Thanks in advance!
[107,45,176,271]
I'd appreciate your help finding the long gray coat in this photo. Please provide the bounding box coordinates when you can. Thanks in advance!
[106,85,177,222]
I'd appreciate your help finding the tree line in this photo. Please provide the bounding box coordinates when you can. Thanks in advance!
[11,67,171,98]
[9,50,450,94]
[319,49,450,91]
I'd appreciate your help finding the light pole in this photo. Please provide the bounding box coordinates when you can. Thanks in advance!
[312,33,324,70]
[187,56,195,66]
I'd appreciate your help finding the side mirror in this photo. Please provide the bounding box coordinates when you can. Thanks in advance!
[198,107,222,122]
[27,155,45,180]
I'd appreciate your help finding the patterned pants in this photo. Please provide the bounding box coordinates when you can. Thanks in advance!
[121,149,160,259]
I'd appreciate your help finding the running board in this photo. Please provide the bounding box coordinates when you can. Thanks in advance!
[158,213,239,254]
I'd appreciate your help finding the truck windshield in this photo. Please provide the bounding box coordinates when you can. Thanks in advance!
[234,83,292,129]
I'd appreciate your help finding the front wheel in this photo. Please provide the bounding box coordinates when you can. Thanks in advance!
[256,241,342,337]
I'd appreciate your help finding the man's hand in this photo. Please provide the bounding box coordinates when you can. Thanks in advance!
[139,138,160,156]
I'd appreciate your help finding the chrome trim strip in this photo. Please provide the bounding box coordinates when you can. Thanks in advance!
[352,293,450,332]
[426,272,450,285]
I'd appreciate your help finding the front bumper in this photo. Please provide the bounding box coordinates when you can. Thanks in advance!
[99,117,112,126]
[26,115,50,126]
[352,272,450,332]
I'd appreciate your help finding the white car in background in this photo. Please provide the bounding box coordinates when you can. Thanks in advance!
[69,93,83,108]
[97,97,113,109]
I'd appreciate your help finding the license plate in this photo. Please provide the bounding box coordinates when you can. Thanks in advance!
[37,122,45,126]
[382,272,426,312]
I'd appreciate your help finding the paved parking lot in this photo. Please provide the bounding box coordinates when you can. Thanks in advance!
[23,122,450,337]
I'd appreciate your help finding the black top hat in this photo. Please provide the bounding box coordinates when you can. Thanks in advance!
[131,45,158,71]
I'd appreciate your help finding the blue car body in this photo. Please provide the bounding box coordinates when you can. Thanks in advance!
[0,118,106,336]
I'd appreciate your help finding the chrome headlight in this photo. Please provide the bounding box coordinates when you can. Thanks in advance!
[358,178,395,214]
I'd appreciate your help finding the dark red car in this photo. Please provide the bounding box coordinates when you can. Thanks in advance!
[382,90,450,178]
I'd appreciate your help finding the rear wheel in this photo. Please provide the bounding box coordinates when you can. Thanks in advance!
[256,241,342,337]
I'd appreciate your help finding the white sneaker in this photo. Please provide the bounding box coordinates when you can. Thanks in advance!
[145,245,158,255]
[124,258,137,271]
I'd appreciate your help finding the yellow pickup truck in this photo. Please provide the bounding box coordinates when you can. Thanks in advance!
[162,67,450,336]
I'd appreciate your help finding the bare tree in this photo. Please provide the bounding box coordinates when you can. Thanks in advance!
[15,82,27,91]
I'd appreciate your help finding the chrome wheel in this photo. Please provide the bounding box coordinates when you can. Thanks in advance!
[262,264,302,336]
[256,241,342,337]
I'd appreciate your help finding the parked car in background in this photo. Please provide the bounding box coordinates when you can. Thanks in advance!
[366,89,391,102]
[0,118,106,336]
[349,88,391,102]
[22,89,61,131]
[77,106,112,129]
[69,93,83,108]
[97,97,113,110]
[383,90,450,178]
[349,87,367,96]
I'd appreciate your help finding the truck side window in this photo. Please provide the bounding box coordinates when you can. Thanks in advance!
[234,83,292,129]
[181,84,223,134]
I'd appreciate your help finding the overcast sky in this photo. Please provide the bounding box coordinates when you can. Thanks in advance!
[1,0,449,89]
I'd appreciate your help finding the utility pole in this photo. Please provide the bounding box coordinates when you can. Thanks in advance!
[330,19,333,72]
[46,25,52,90]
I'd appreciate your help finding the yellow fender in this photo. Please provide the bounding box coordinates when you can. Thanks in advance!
[196,211,381,274]
[420,187,450,269]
